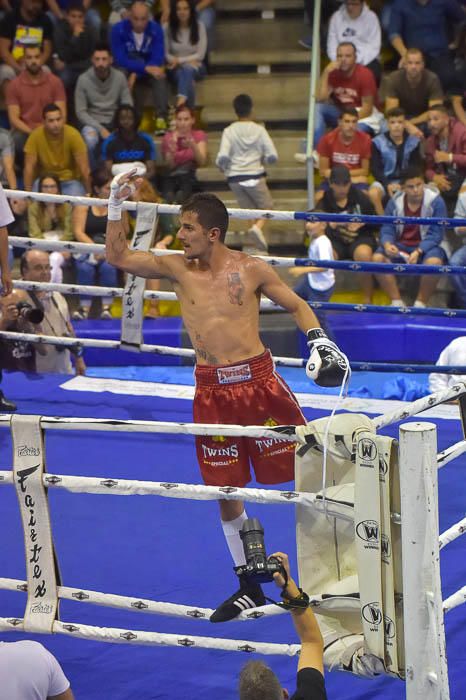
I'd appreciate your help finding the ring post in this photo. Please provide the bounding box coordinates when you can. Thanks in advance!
[399,422,449,699]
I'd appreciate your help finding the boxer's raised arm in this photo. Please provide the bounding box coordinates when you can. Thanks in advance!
[106,221,175,279]
[105,168,178,280]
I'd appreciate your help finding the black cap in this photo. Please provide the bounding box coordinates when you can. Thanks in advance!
[329,164,351,185]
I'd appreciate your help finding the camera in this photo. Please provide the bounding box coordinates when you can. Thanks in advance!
[235,518,285,585]
[16,302,44,325]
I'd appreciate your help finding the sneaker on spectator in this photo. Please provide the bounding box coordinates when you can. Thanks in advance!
[100,306,113,319]
[72,307,89,320]
[414,300,426,308]
[247,225,268,253]
[294,150,319,168]
[154,117,168,135]
[390,299,405,307]
[298,37,312,49]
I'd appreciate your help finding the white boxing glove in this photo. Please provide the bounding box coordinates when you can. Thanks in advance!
[306,328,350,387]
[107,167,138,221]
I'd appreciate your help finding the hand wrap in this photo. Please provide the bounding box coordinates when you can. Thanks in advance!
[107,168,137,221]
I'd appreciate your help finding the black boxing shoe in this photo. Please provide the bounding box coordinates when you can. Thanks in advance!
[210,581,266,623]
[0,390,16,412]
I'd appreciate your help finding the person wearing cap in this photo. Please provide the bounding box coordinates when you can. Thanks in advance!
[289,207,336,341]
[321,163,377,304]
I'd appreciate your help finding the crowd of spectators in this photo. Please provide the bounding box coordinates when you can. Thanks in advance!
[0,0,214,332]
[299,0,466,312]
[0,0,466,348]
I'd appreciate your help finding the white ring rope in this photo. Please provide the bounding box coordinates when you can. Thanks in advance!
[0,616,301,656]
[0,470,355,521]
[443,586,466,613]
[0,383,463,437]
[0,577,286,621]
[372,383,466,430]
[8,233,302,269]
[439,516,466,550]
[5,189,294,223]
[0,577,360,620]
[13,278,282,311]
[0,329,305,367]
[0,413,300,438]
[437,440,466,469]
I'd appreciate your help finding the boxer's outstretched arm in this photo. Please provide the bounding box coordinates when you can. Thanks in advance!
[258,260,321,332]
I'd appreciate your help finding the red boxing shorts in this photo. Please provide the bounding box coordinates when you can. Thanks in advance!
[193,350,306,487]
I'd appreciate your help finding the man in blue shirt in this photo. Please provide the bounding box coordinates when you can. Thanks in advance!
[389,0,465,90]
[111,0,168,133]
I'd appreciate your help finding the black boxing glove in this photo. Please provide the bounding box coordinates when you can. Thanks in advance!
[306,328,350,387]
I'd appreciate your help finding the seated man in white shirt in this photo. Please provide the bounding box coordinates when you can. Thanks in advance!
[429,336,466,393]
[0,639,74,700]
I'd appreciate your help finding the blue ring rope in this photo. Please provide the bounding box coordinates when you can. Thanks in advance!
[289,258,465,275]
[302,301,466,318]
[294,211,466,227]
[350,363,466,374]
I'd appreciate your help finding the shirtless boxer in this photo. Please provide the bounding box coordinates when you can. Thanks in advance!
[105,169,350,622]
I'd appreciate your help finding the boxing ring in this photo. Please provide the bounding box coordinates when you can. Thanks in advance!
[0,192,466,699]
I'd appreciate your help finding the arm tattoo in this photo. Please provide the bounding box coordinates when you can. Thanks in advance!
[227,272,244,306]
[110,229,127,255]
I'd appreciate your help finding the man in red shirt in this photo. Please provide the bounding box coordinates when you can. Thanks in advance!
[6,43,66,160]
[314,41,381,145]
[317,107,371,188]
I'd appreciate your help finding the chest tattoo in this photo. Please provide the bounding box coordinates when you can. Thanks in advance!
[227,272,244,306]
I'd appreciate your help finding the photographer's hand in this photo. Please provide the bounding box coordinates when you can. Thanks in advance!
[271,551,324,674]
[271,552,300,597]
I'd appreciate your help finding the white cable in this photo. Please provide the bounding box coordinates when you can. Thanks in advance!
[321,362,351,514]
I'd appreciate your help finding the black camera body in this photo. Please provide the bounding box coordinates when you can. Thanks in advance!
[16,302,44,325]
[235,518,285,585]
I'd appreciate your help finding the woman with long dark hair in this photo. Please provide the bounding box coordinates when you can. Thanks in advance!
[160,103,207,203]
[72,167,125,319]
[165,0,207,108]
[28,174,73,283]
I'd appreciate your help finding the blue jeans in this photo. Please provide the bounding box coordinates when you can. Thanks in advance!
[294,276,335,341]
[450,245,466,306]
[81,125,104,171]
[197,6,215,49]
[314,102,340,145]
[170,63,206,108]
[75,257,118,306]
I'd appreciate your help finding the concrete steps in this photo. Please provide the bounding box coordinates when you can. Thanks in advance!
[215,17,302,49]
[198,73,310,125]
[218,0,302,12]
[210,49,310,69]
[198,164,306,185]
